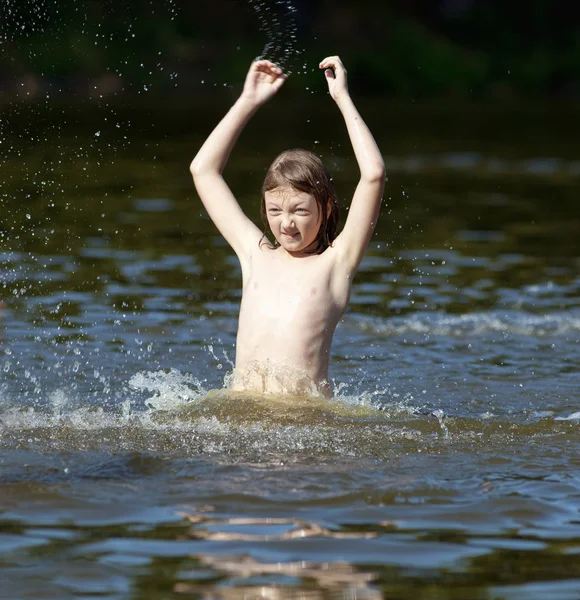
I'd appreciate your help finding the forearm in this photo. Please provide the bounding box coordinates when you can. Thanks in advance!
[335,95,385,182]
[190,96,259,176]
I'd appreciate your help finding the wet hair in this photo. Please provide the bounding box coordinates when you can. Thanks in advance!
[260,149,340,254]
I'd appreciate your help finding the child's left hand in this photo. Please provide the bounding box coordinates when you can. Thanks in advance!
[319,56,349,102]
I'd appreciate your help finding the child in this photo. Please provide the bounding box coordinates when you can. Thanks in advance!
[190,56,385,399]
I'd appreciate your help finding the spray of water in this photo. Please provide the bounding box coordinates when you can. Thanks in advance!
[0,0,182,255]
[0,0,54,40]
[247,0,304,74]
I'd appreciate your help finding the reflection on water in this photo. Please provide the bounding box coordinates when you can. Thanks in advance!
[179,512,378,541]
[0,101,579,598]
[176,554,380,598]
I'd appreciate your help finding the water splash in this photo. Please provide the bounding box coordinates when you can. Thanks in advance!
[247,0,304,74]
[129,369,207,411]
[0,0,55,41]
[0,384,577,460]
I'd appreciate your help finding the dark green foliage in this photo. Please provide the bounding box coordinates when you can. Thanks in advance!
[0,0,578,98]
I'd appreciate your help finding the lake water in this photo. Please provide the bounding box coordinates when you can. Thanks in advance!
[0,97,579,598]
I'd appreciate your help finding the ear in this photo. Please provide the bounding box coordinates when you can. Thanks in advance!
[326,198,332,218]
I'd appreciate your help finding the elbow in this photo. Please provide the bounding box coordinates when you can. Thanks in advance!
[190,157,221,180]
[189,158,203,178]
[363,161,386,184]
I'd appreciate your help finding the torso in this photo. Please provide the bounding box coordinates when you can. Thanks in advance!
[232,244,350,398]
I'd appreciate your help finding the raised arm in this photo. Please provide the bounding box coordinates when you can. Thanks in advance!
[190,60,287,264]
[320,56,385,274]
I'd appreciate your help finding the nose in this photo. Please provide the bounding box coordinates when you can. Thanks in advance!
[281,213,295,230]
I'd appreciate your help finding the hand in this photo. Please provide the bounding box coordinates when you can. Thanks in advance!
[241,59,287,106]
[319,56,349,102]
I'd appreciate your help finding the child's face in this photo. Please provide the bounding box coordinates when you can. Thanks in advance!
[264,187,322,255]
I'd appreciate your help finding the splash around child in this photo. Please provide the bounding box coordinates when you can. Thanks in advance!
[190,56,385,399]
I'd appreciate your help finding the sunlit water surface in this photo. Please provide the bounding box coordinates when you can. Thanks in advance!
[0,98,579,599]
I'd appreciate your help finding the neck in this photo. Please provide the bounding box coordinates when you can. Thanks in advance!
[278,239,324,259]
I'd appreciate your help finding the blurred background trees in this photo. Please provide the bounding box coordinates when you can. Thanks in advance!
[0,0,578,99]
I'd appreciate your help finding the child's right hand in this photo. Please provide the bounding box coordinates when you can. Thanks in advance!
[241,60,287,106]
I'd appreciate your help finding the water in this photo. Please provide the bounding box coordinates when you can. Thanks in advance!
[247,0,303,73]
[1,85,579,600]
